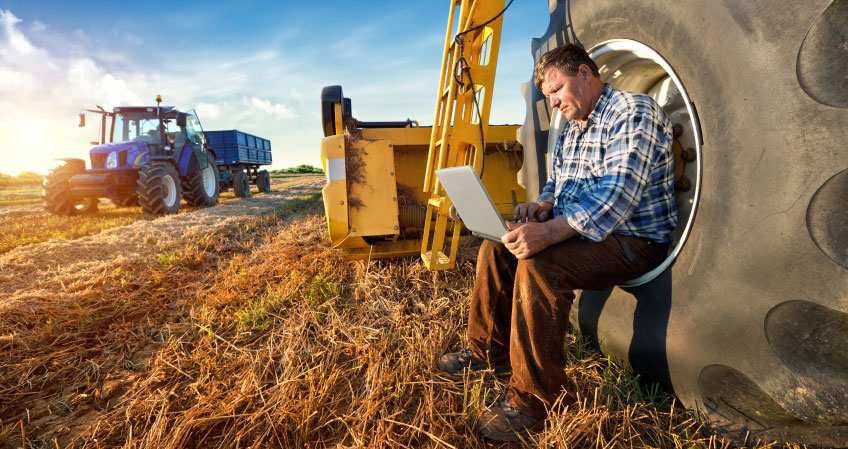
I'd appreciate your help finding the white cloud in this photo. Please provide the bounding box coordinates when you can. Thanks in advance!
[30,20,46,33]
[249,97,297,119]
[196,102,226,121]
[0,65,36,91]
[290,87,304,101]
[0,9,144,175]
[195,97,298,124]
[0,9,33,54]
[66,58,143,107]
[0,100,23,121]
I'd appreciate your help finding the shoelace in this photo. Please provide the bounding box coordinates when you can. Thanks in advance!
[499,400,521,417]
[459,348,474,361]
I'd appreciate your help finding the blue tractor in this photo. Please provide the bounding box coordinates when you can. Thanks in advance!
[43,96,219,215]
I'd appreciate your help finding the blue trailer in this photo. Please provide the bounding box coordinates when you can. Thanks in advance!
[205,130,273,197]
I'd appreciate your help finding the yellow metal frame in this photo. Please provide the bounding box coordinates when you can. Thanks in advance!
[422,0,507,270]
[321,134,349,247]
[420,196,463,270]
[317,0,524,267]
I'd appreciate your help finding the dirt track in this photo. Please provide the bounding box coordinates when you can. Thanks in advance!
[0,179,323,312]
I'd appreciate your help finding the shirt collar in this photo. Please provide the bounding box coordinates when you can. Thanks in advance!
[581,83,613,127]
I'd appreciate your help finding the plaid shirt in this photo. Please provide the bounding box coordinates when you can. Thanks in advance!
[538,84,677,244]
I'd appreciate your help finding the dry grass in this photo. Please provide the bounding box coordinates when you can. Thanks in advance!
[0,187,41,206]
[0,175,43,188]
[0,181,796,448]
[0,174,321,254]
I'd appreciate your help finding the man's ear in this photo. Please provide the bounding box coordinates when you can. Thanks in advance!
[579,64,592,83]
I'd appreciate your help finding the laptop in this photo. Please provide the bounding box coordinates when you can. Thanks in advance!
[435,165,509,242]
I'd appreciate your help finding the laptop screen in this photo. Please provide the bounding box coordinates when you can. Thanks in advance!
[435,166,509,242]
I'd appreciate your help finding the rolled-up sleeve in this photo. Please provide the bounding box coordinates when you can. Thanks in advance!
[537,179,557,205]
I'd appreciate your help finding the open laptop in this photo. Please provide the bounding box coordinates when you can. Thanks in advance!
[435,165,509,242]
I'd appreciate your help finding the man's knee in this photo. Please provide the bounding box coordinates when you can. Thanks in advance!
[515,256,549,279]
[479,239,503,255]
[478,239,506,264]
[514,255,571,296]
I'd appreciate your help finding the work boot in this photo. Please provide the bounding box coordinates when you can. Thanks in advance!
[436,348,509,377]
[478,399,544,442]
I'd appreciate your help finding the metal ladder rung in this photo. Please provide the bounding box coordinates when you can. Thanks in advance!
[421,251,451,267]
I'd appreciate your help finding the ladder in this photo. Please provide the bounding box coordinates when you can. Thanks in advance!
[421,0,507,270]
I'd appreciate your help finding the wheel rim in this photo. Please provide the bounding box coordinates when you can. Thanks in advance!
[586,39,702,286]
[163,174,177,207]
[74,198,94,211]
[202,165,216,197]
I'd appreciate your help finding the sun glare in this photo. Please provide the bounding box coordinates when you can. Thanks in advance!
[0,118,91,176]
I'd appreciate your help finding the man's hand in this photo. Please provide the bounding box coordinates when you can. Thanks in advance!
[502,215,578,259]
[512,201,554,223]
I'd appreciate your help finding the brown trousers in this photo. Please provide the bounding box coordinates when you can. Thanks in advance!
[467,234,667,418]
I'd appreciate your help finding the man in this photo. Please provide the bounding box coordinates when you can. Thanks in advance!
[437,43,677,442]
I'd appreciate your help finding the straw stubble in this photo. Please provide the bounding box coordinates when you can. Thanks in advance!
[0,180,785,449]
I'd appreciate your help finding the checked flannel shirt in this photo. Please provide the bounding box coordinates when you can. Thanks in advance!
[537,84,677,244]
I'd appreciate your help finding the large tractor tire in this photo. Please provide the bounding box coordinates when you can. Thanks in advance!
[42,161,98,215]
[233,170,251,198]
[137,162,181,215]
[518,1,848,446]
[257,169,271,193]
[183,152,220,207]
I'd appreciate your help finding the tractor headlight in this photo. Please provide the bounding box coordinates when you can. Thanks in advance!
[106,151,118,169]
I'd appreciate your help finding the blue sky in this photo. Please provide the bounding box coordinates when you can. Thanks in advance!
[0,1,549,175]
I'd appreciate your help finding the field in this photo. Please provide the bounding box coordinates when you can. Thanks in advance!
[0,175,784,448]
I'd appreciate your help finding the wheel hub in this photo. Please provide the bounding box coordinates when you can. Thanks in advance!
[163,174,177,207]
[202,165,216,197]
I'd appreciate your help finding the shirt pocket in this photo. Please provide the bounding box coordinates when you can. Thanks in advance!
[582,137,606,179]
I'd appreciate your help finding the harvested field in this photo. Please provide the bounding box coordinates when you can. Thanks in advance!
[0,175,322,254]
[1,176,786,448]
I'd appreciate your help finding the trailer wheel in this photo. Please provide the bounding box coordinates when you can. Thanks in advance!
[527,1,848,445]
[137,162,181,215]
[233,170,251,198]
[257,170,271,193]
[42,162,94,216]
[183,152,220,206]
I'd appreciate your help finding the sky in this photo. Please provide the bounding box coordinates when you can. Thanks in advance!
[0,1,550,176]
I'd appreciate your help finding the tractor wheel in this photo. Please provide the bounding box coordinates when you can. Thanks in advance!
[257,169,271,193]
[233,170,251,198]
[111,195,138,208]
[520,1,848,446]
[42,161,97,216]
[137,162,181,215]
[76,198,99,214]
[183,152,220,207]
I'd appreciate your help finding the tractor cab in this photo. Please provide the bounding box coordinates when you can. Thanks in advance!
[89,105,208,172]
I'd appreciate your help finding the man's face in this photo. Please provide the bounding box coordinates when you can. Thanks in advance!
[541,66,593,122]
